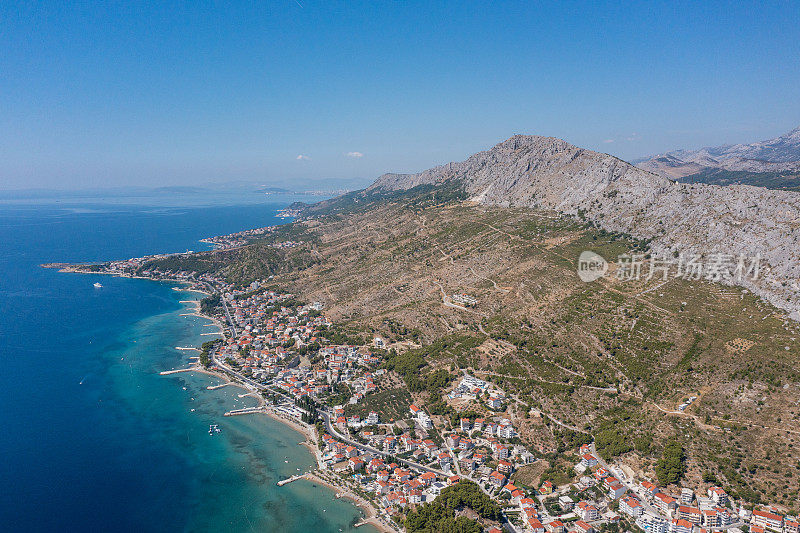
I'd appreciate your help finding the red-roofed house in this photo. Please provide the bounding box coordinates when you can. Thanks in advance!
[528,519,545,533]
[489,471,506,487]
[671,519,693,533]
[678,505,702,524]
[577,501,599,521]
[702,509,721,528]
[608,481,626,500]
[620,496,643,517]
[641,480,660,498]
[752,510,783,531]
[707,486,728,506]
[348,456,364,471]
[654,492,678,514]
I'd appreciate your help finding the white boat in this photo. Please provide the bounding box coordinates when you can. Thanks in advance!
[93,282,103,288]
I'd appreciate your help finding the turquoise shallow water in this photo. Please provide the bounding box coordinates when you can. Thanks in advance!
[0,199,377,532]
[107,290,374,532]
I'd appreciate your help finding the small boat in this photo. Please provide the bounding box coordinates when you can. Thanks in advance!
[93,282,103,288]
[209,424,221,435]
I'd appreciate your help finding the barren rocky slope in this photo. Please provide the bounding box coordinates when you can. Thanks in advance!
[369,135,800,317]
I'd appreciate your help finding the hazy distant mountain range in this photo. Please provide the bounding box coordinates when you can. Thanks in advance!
[632,126,800,189]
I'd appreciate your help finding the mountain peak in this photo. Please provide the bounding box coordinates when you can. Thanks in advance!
[361,133,800,317]
[370,133,667,205]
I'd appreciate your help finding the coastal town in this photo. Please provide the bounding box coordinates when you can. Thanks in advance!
[66,253,800,533]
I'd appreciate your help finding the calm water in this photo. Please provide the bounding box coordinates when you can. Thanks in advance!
[0,197,375,532]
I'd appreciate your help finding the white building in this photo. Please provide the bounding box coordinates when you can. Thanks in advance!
[621,496,643,518]
[417,411,433,429]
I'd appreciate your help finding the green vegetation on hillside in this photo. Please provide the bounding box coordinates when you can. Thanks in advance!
[382,335,477,392]
[140,243,316,287]
[133,184,800,505]
[404,480,500,533]
[656,440,686,485]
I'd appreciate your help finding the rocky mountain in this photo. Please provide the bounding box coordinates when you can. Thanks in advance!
[368,134,800,317]
[635,126,800,179]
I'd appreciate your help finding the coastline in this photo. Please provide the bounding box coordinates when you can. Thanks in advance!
[175,363,395,532]
[160,364,266,408]
[169,307,394,532]
[303,472,396,533]
[173,292,226,334]
[53,264,392,532]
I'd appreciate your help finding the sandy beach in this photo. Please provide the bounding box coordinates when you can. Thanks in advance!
[304,472,397,533]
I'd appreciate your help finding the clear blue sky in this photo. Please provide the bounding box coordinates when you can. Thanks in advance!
[2,1,799,190]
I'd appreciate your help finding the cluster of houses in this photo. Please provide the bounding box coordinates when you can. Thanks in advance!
[200,223,295,250]
[408,404,433,429]
[319,344,381,399]
[209,286,385,409]
[570,444,799,533]
[496,483,604,533]
[319,431,459,513]
[216,290,327,377]
[447,374,507,410]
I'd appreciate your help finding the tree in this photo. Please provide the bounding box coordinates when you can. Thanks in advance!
[656,440,686,485]
[404,480,498,533]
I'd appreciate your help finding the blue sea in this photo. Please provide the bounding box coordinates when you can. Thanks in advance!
[0,193,377,532]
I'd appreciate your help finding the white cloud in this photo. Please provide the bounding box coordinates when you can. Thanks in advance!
[603,139,615,144]
[296,154,310,160]
[346,151,364,158]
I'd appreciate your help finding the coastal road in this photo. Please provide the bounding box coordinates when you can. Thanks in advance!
[318,410,449,476]
[201,281,237,339]
[206,283,523,532]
